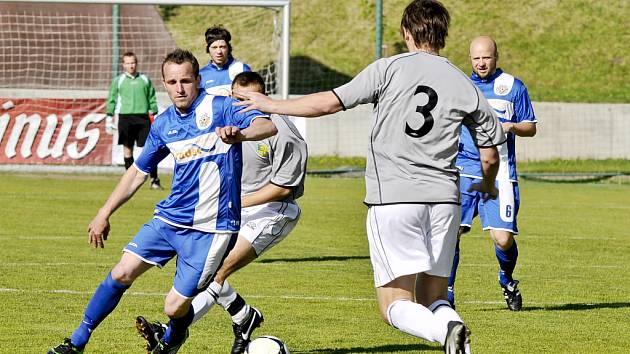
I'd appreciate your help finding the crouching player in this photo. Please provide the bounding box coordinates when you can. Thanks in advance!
[136,71,308,354]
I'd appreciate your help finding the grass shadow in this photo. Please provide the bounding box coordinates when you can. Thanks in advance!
[293,343,440,353]
[258,255,370,264]
[521,302,630,311]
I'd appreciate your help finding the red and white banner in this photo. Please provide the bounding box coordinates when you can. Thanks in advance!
[0,98,112,165]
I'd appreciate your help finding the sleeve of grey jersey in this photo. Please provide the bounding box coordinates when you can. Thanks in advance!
[463,93,506,147]
[333,59,386,110]
[269,120,308,187]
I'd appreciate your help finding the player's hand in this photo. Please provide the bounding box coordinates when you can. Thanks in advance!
[105,115,116,135]
[501,121,515,134]
[468,182,498,201]
[216,125,244,144]
[87,214,110,248]
[232,90,274,113]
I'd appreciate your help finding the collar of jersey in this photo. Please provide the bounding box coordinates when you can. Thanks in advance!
[471,68,503,83]
[209,57,234,70]
[173,89,206,118]
[124,72,139,79]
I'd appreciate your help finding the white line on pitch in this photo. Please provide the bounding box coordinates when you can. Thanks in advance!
[0,262,622,269]
[0,288,375,302]
[0,287,599,306]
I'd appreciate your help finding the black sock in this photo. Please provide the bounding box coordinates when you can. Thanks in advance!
[226,294,246,316]
[123,157,134,170]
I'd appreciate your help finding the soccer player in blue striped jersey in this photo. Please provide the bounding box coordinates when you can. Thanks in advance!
[47,49,276,354]
[200,26,251,97]
[448,36,537,311]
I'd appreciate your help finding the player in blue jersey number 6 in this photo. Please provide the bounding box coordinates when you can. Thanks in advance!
[235,2,505,352]
[47,49,276,354]
[448,36,537,312]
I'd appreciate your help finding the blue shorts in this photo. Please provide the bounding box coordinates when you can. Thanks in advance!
[460,176,520,234]
[124,218,237,298]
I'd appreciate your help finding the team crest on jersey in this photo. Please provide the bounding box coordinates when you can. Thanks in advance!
[196,112,211,129]
[496,85,510,95]
[256,143,269,158]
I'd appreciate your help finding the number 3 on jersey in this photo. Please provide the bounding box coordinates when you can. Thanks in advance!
[405,85,437,138]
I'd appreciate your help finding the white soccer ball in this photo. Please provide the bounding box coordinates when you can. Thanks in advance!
[245,335,290,354]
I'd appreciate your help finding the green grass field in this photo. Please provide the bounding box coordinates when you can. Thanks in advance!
[0,172,629,353]
[162,0,629,102]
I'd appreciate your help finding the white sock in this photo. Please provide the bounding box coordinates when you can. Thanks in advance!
[191,281,221,324]
[387,299,440,343]
[231,303,251,325]
[217,280,237,310]
[429,299,463,345]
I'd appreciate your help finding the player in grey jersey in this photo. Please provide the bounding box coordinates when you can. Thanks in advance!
[136,71,307,354]
[235,1,504,353]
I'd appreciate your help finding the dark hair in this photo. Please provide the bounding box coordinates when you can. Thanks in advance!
[122,51,136,62]
[161,49,199,79]
[400,0,450,51]
[205,25,233,57]
[231,71,265,94]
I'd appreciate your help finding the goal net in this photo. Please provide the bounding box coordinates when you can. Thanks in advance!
[0,0,290,167]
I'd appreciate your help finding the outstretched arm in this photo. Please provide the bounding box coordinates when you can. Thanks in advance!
[216,117,277,144]
[233,91,343,117]
[87,167,148,248]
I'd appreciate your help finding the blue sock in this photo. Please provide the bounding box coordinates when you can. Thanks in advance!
[163,305,194,344]
[70,273,130,348]
[447,238,460,303]
[495,241,519,285]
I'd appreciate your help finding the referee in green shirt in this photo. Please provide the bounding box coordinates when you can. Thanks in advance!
[106,51,162,190]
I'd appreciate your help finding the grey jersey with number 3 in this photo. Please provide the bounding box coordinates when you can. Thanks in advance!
[240,114,307,203]
[333,52,505,205]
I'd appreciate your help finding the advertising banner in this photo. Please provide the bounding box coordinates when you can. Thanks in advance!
[0,98,112,165]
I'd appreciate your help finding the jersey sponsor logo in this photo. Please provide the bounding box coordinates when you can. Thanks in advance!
[173,143,215,161]
[167,129,178,135]
[168,132,231,164]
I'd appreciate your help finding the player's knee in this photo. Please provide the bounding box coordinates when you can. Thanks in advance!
[378,306,392,325]
[110,265,136,285]
[493,234,514,250]
[163,294,189,318]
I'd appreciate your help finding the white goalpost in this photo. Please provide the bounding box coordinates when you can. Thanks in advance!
[0,0,291,169]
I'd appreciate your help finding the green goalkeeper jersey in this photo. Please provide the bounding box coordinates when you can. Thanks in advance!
[106,72,158,116]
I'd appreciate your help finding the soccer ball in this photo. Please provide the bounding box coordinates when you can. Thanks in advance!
[245,335,290,354]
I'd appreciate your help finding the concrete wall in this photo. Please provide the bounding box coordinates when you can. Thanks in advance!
[299,102,630,161]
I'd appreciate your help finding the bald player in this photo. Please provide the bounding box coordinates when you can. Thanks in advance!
[234,2,505,352]
[448,36,537,311]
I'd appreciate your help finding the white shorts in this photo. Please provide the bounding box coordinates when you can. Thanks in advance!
[366,203,460,287]
[239,201,301,256]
